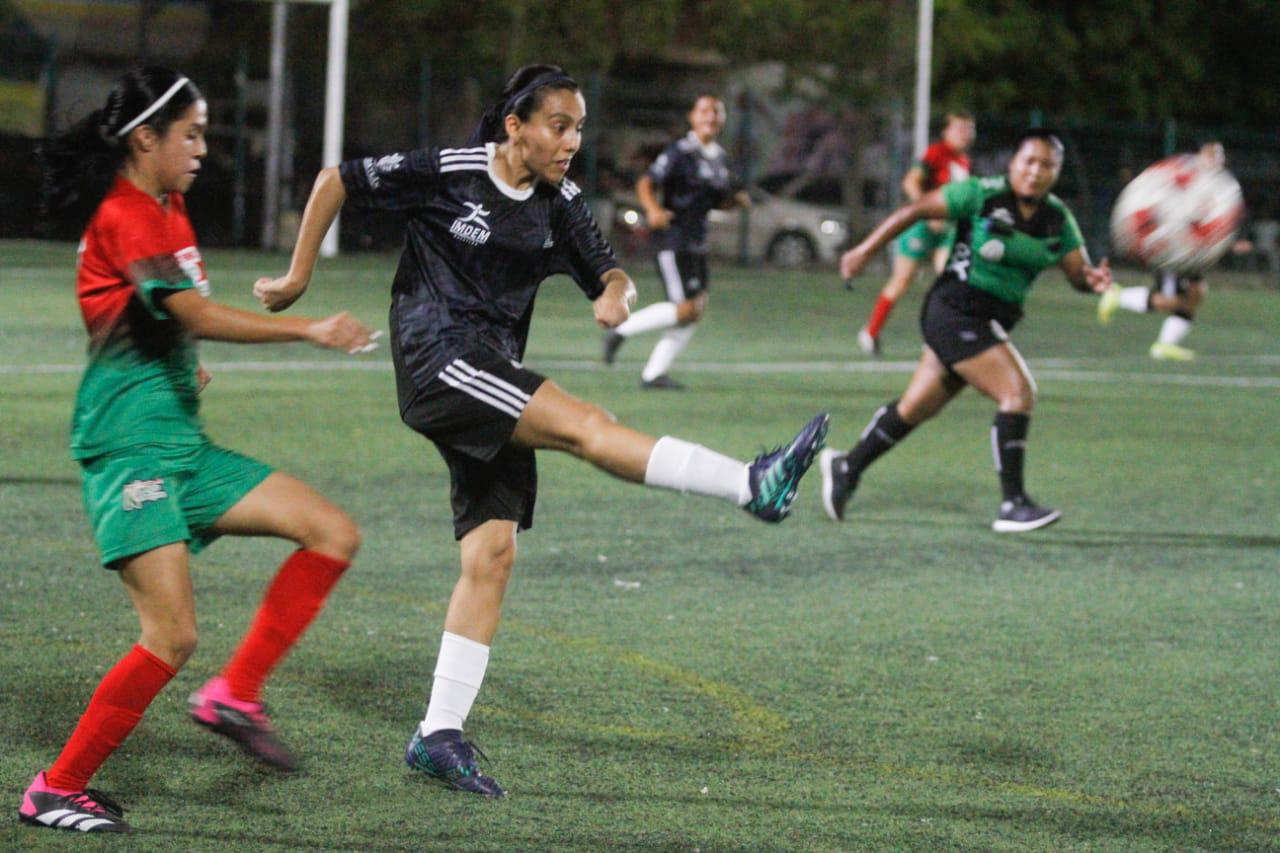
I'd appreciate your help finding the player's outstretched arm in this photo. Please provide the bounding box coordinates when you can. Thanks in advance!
[839,190,948,280]
[636,175,672,230]
[165,289,378,354]
[592,268,637,329]
[1060,250,1112,293]
[254,166,348,312]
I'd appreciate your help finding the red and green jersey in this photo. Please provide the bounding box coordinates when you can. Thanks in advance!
[70,176,208,460]
[918,141,971,192]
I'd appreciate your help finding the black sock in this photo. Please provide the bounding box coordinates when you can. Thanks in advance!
[846,401,915,477]
[992,412,1030,501]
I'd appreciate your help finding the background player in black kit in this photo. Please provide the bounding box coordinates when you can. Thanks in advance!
[601,94,750,388]
[1097,141,1250,361]
[255,65,828,797]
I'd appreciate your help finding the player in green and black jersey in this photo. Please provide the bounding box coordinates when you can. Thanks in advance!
[825,130,1113,532]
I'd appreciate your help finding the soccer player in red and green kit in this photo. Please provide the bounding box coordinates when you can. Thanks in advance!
[19,66,377,834]
[856,111,975,356]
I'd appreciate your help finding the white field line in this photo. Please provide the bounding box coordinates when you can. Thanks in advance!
[1,357,1278,389]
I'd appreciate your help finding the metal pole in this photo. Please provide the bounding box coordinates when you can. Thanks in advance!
[736,91,752,266]
[320,0,348,258]
[913,0,933,159]
[42,39,58,137]
[233,44,248,246]
[582,71,601,197]
[261,0,287,250]
[1163,118,1177,156]
[417,54,432,148]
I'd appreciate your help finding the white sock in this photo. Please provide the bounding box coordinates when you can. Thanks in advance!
[615,302,678,338]
[420,631,490,736]
[641,325,696,382]
[1157,315,1192,345]
[644,436,752,505]
[1118,286,1150,313]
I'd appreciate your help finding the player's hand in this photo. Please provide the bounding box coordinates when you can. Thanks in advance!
[306,312,382,354]
[1083,258,1113,293]
[733,190,752,209]
[594,277,636,329]
[840,246,871,280]
[646,207,674,230]
[196,363,212,394]
[253,275,308,313]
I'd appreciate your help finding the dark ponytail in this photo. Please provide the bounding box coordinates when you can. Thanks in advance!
[37,65,202,227]
[468,64,579,145]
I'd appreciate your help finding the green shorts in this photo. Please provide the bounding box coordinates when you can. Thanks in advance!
[79,443,273,568]
[895,220,955,262]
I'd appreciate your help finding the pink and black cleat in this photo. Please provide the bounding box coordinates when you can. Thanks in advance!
[18,771,130,833]
[189,676,298,771]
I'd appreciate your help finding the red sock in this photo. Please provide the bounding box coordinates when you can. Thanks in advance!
[221,549,350,703]
[865,294,897,339]
[46,644,176,791]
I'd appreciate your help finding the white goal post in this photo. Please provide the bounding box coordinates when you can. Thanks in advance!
[252,0,347,257]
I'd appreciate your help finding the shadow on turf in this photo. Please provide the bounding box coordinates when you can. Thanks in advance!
[0,475,77,487]
[870,515,1280,551]
[867,801,1276,849]
[1023,529,1280,551]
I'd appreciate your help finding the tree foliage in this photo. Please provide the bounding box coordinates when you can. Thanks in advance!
[201,0,1279,127]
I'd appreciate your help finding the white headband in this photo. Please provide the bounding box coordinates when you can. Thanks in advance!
[115,76,191,137]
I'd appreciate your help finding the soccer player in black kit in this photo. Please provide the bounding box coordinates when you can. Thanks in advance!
[602,94,750,388]
[255,65,828,797]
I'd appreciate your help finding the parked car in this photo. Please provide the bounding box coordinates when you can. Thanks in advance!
[608,179,850,267]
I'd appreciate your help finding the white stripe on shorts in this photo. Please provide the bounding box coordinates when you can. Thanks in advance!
[437,359,532,420]
[657,250,684,302]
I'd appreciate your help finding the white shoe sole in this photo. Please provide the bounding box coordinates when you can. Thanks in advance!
[819,448,843,522]
[992,508,1062,533]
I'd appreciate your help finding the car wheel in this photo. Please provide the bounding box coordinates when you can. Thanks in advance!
[767,231,816,267]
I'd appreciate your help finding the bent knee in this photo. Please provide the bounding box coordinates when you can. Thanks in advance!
[677,295,707,325]
[575,404,621,459]
[997,388,1036,414]
[303,508,361,562]
[145,628,197,670]
[461,541,516,585]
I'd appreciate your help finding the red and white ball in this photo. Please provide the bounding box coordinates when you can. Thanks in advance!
[1110,154,1244,272]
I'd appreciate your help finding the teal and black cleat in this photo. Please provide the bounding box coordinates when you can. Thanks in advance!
[406,728,505,797]
[744,413,830,523]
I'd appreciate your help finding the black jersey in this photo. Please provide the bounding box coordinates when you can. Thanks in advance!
[647,132,738,253]
[340,143,617,375]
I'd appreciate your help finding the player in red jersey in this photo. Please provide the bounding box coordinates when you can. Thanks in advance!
[19,66,376,835]
[855,112,975,356]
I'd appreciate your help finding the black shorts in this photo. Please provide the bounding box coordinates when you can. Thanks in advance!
[654,249,709,301]
[919,281,1022,371]
[1152,269,1205,297]
[395,343,547,540]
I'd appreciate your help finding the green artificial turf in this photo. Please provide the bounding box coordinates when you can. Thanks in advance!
[1,239,1277,850]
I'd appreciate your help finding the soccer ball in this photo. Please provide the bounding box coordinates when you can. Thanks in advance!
[1110,155,1244,272]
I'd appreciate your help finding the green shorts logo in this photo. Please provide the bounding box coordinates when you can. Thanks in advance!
[122,478,168,511]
